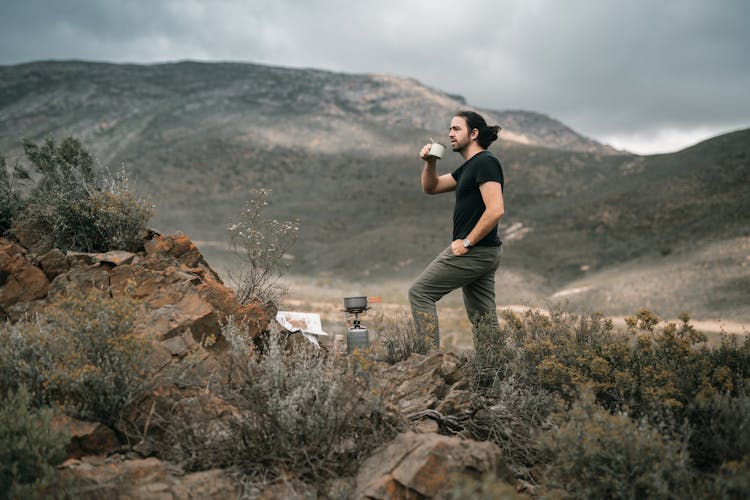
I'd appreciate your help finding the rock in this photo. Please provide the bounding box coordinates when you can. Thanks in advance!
[47,264,111,299]
[0,237,50,315]
[378,352,470,416]
[109,264,170,299]
[435,388,475,417]
[137,288,217,342]
[92,250,137,266]
[38,248,70,280]
[58,456,240,499]
[51,415,121,459]
[143,233,219,281]
[355,431,514,499]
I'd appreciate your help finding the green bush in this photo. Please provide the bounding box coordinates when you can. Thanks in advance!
[540,389,693,499]
[0,387,68,500]
[10,137,154,252]
[0,289,155,428]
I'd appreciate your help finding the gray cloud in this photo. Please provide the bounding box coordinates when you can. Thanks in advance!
[1,0,749,153]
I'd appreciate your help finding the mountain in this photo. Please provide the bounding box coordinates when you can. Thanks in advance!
[1,60,748,321]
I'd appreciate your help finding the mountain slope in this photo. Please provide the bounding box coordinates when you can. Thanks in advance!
[1,60,748,320]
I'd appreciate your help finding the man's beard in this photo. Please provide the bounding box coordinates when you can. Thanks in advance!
[452,140,468,153]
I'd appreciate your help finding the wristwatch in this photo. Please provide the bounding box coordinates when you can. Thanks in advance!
[463,238,472,248]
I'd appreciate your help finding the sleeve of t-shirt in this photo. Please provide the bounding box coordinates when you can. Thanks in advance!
[475,155,504,188]
[451,164,464,182]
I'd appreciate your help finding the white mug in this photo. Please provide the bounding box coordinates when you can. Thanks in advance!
[428,142,446,159]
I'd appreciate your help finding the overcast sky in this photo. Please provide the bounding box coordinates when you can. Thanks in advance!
[2,0,748,154]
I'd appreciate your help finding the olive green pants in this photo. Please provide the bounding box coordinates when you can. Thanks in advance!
[408,244,502,348]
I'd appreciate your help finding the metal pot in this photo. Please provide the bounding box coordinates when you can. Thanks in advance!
[343,296,368,310]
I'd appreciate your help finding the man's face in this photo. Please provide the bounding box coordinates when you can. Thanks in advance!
[449,116,474,152]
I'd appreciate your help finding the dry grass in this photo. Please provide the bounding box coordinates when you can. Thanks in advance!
[275,275,478,352]
[273,274,749,354]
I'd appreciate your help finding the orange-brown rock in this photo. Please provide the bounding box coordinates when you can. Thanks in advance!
[355,431,515,499]
[0,237,50,316]
[51,415,121,459]
[38,248,70,280]
[143,232,219,280]
[47,264,111,299]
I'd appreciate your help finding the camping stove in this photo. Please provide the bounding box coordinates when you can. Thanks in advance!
[342,296,369,354]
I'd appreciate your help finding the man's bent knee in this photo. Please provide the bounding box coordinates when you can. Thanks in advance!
[408,283,429,310]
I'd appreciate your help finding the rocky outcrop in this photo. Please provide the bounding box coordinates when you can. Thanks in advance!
[0,232,273,349]
[1,228,281,494]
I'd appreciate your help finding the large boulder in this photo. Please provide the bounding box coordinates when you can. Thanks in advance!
[0,231,273,348]
[354,431,515,499]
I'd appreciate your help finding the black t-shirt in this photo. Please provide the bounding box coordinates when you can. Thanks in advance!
[450,151,504,246]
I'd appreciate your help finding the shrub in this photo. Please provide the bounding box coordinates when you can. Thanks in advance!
[0,319,55,407]
[0,156,29,233]
[0,289,155,428]
[464,318,554,478]
[169,330,399,482]
[11,137,154,252]
[227,188,299,304]
[489,307,750,419]
[702,456,750,499]
[687,390,750,472]
[59,168,156,252]
[0,387,68,499]
[540,388,693,499]
[369,309,432,364]
[467,305,750,482]
[220,315,255,358]
[465,373,554,480]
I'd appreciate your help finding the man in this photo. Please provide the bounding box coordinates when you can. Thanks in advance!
[409,110,504,349]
